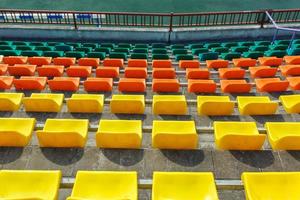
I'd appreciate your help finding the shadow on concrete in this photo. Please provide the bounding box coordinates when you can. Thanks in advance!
[0,111,13,118]
[26,112,58,122]
[287,151,300,162]
[102,149,144,166]
[41,148,84,165]
[159,115,193,121]
[230,150,274,168]
[70,113,102,123]
[0,147,23,164]
[251,114,285,124]
[268,91,295,99]
[114,114,146,121]
[209,115,242,122]
[161,150,205,167]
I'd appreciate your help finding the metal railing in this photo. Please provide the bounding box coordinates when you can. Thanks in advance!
[0,8,299,31]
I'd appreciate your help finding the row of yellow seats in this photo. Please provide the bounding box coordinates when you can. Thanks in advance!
[1,93,300,115]
[1,118,299,150]
[1,170,299,200]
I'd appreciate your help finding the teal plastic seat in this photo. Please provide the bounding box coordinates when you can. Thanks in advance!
[12,41,29,46]
[264,50,286,58]
[199,52,219,61]
[220,52,241,60]
[35,46,55,51]
[55,45,74,52]
[94,47,111,54]
[292,44,300,49]
[30,42,46,46]
[16,45,34,51]
[192,48,209,55]
[204,43,221,49]
[221,42,238,48]
[274,40,290,45]
[43,51,64,57]
[133,48,148,53]
[269,45,288,50]
[0,41,12,45]
[249,46,269,52]
[230,46,249,53]
[292,39,300,45]
[255,41,271,46]
[152,54,169,60]
[21,50,43,57]
[189,43,203,49]
[112,48,130,55]
[118,43,132,49]
[0,45,15,50]
[47,42,64,46]
[172,49,188,55]
[65,51,85,59]
[130,53,148,59]
[238,41,254,46]
[87,52,106,60]
[82,43,99,49]
[152,48,168,54]
[171,44,185,49]
[135,44,149,49]
[109,52,127,60]
[0,50,21,56]
[152,43,166,48]
[65,42,81,48]
[100,43,115,48]
[242,51,264,59]
[175,54,193,61]
[76,47,92,53]
[287,48,300,56]
[211,47,229,53]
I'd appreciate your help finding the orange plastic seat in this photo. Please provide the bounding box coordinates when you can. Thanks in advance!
[118,78,146,92]
[286,77,300,90]
[27,57,52,66]
[96,67,119,78]
[255,78,289,92]
[179,60,200,68]
[152,68,176,79]
[127,59,148,68]
[152,60,172,68]
[152,79,180,92]
[124,67,147,78]
[13,76,47,91]
[103,58,124,67]
[233,58,257,68]
[84,77,113,92]
[78,58,100,68]
[0,76,14,89]
[8,64,36,76]
[206,59,229,69]
[53,57,76,66]
[0,64,8,75]
[188,79,216,93]
[249,66,278,78]
[279,65,300,76]
[284,56,300,65]
[66,66,92,77]
[220,80,251,93]
[37,65,64,77]
[219,68,245,79]
[3,56,28,65]
[48,77,80,91]
[186,68,210,79]
[258,57,283,66]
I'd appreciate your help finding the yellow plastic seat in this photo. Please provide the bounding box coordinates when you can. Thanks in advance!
[242,172,300,200]
[152,120,198,149]
[96,120,142,149]
[110,94,144,114]
[280,94,300,113]
[152,172,219,200]
[265,122,300,150]
[36,119,89,147]
[152,95,187,115]
[237,96,278,115]
[0,93,23,111]
[67,171,137,200]
[0,118,36,146]
[22,93,64,112]
[66,94,104,113]
[214,121,265,150]
[197,96,234,115]
[0,170,61,200]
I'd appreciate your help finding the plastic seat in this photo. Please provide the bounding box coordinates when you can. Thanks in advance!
[23,93,63,112]
[152,59,172,68]
[199,52,219,61]
[66,94,104,113]
[127,59,148,68]
[242,51,264,59]
[279,65,300,76]
[264,50,286,58]
[242,172,300,200]
[280,94,300,113]
[175,54,193,61]
[103,58,124,67]
[232,58,257,68]
[152,172,218,200]
[218,68,245,79]
[0,170,61,200]
[0,76,14,90]
[0,93,23,111]
[96,120,142,148]
[152,54,169,60]
[179,60,200,68]
[43,51,64,58]
[153,95,187,115]
[13,76,47,91]
[231,46,249,53]
[286,76,300,90]
[220,80,251,93]
[0,64,8,75]
[37,65,64,77]
[3,56,28,65]
[258,57,283,66]
[188,79,216,93]
[0,118,35,146]
[186,68,210,79]
[206,59,228,68]
[110,95,144,114]
[83,77,113,92]
[131,53,148,59]
[214,121,265,150]
[192,48,209,55]
[67,171,137,200]
[249,66,278,78]
[220,52,241,60]
[96,66,119,78]
[118,78,146,92]
[8,64,36,76]
[124,67,147,78]
[87,52,106,60]
[48,77,80,91]
[284,55,300,64]
[152,120,197,149]
[66,65,92,77]
[78,58,100,68]
[152,79,180,92]
[255,78,289,92]
[197,96,234,115]
[27,56,52,65]
[237,96,278,115]
[152,68,175,79]
[37,119,89,147]
[53,57,76,66]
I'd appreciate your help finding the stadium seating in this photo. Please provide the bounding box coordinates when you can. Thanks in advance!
[13,76,47,90]
[255,78,289,92]
[110,95,145,114]
[186,68,210,79]
[48,77,80,91]
[279,65,300,76]
[152,95,187,115]
[220,80,251,93]
[286,76,300,90]
[37,65,64,77]
[66,94,104,113]
[280,94,300,113]
[188,79,217,93]
[237,96,278,115]
[197,96,234,115]
[0,92,23,111]
[83,77,113,92]
[218,68,245,79]
[96,66,119,78]
[152,79,180,92]
[249,66,277,78]
[23,93,64,112]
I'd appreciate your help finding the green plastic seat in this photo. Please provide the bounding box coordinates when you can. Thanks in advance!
[76,47,93,53]
[172,49,188,55]
[255,41,271,46]
[199,52,219,61]
[192,48,209,55]
[269,45,288,50]
[21,50,43,57]
[12,41,29,46]
[0,41,12,45]
[43,51,64,57]
[35,46,55,51]
[65,42,81,48]
[94,47,111,54]
[175,54,193,61]
[152,54,169,60]
[109,52,127,60]
[152,48,168,54]
[204,43,221,49]
[221,42,238,48]
[287,48,300,56]
[238,41,254,47]
[132,48,148,53]
[0,50,21,56]
[274,40,290,45]
[47,42,64,46]
[29,42,46,46]
[87,52,106,60]
[118,43,132,49]
[264,50,286,58]
[130,53,148,59]
[113,48,130,55]
[16,45,34,51]
[292,44,300,49]
[100,43,115,48]
[249,45,269,52]
[211,47,229,53]
[242,51,264,59]
[0,45,15,50]
[220,52,241,61]
[82,43,99,49]
[55,45,74,52]
[134,44,149,49]
[65,51,85,59]
[189,43,203,49]
[230,46,249,53]
[152,43,166,48]
[292,39,300,45]
[171,44,185,49]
